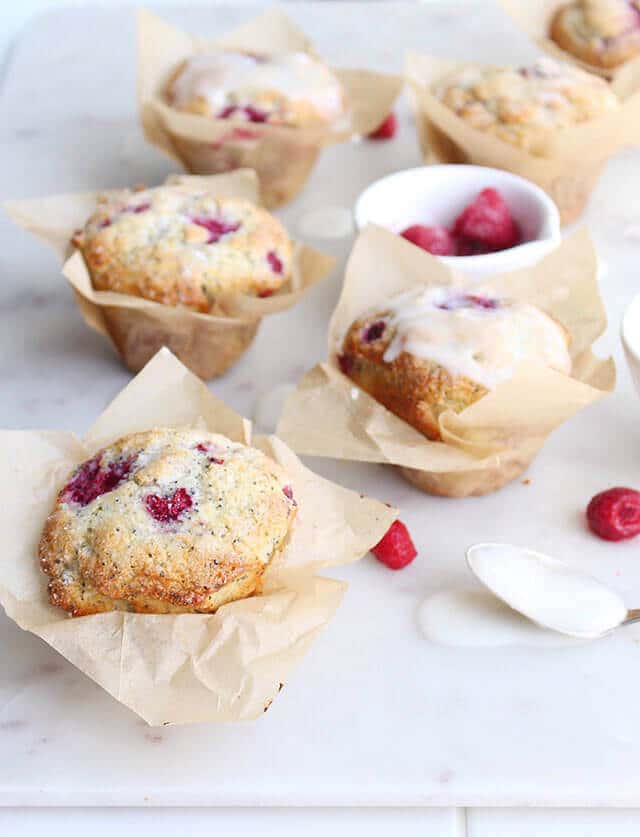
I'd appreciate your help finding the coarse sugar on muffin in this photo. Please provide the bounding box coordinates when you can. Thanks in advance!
[39,428,298,616]
[433,57,619,154]
[339,287,572,441]
[551,0,640,69]
[167,49,345,128]
[71,185,293,313]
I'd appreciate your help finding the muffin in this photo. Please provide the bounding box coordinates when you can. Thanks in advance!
[339,288,572,441]
[433,57,619,154]
[167,50,345,129]
[551,0,640,69]
[39,429,298,616]
[71,185,293,313]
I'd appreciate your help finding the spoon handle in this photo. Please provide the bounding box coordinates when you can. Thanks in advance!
[624,609,640,627]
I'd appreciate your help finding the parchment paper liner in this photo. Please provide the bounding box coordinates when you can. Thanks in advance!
[499,0,640,82]
[0,348,397,725]
[277,225,615,498]
[5,170,334,380]
[405,50,640,224]
[138,7,401,208]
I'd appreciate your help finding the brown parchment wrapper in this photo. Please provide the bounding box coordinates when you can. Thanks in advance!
[405,50,640,224]
[138,7,402,208]
[0,348,397,725]
[5,170,334,379]
[499,0,640,82]
[277,225,615,498]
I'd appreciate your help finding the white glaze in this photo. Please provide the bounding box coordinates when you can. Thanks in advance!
[418,588,581,648]
[171,51,344,122]
[466,543,628,639]
[380,287,571,389]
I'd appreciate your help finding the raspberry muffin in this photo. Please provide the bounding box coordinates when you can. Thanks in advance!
[339,288,571,441]
[39,429,298,616]
[168,50,345,128]
[434,58,619,154]
[551,0,640,69]
[72,185,293,313]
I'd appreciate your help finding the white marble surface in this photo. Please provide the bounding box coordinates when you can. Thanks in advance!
[4,0,640,812]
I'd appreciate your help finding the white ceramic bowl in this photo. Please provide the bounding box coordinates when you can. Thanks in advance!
[354,165,561,281]
[622,294,640,395]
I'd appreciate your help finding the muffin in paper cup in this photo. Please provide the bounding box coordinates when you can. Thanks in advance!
[277,224,615,498]
[499,0,640,81]
[5,170,334,380]
[406,51,640,224]
[0,348,397,725]
[138,7,402,208]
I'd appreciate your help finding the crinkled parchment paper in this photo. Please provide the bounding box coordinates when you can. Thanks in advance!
[405,50,640,224]
[0,348,397,725]
[138,6,402,207]
[277,224,614,498]
[5,170,334,379]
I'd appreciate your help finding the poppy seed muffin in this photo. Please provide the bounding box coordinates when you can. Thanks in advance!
[551,0,640,69]
[434,58,619,154]
[72,185,293,313]
[39,429,298,616]
[167,49,344,128]
[338,288,572,441]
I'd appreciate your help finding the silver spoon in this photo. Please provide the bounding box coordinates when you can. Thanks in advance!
[465,542,640,640]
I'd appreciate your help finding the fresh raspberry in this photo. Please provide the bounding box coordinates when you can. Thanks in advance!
[371,520,417,570]
[190,217,241,244]
[217,104,269,123]
[145,487,193,523]
[586,487,640,541]
[362,320,386,343]
[401,225,456,256]
[62,454,133,506]
[267,250,283,274]
[368,112,397,140]
[453,188,520,252]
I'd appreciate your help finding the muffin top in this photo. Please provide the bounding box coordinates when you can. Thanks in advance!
[168,49,345,128]
[345,288,572,390]
[434,58,619,153]
[39,429,298,616]
[551,0,640,68]
[72,185,293,313]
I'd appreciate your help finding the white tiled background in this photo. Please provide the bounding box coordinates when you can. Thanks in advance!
[2,1,639,833]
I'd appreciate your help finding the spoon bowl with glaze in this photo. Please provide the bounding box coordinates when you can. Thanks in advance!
[465,542,640,640]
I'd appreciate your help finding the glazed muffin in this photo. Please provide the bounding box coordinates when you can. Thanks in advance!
[551,0,640,69]
[433,58,619,154]
[39,429,298,616]
[72,185,293,313]
[338,288,572,441]
[167,49,345,129]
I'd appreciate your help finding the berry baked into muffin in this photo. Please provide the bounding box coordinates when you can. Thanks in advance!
[551,0,640,69]
[39,429,297,616]
[434,58,619,153]
[71,185,293,313]
[167,49,345,128]
[339,289,572,441]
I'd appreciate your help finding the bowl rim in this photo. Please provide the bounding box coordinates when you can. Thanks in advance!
[354,164,561,266]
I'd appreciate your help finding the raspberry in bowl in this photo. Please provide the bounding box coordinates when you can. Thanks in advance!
[354,165,561,281]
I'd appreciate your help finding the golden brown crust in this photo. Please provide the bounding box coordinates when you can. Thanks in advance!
[39,429,297,616]
[72,186,293,314]
[550,1,640,69]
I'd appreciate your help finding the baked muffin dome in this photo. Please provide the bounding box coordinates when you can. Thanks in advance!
[434,58,619,154]
[168,50,344,128]
[339,289,572,441]
[551,0,640,69]
[39,429,297,616]
[72,186,293,313]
